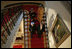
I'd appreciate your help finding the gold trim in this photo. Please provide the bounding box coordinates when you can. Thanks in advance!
[55,33,70,48]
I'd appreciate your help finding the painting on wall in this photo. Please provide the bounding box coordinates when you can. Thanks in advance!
[52,16,70,47]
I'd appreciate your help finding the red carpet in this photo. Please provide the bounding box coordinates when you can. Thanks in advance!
[13,45,22,48]
[31,34,44,48]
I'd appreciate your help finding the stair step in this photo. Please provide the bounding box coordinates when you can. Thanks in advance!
[31,34,44,48]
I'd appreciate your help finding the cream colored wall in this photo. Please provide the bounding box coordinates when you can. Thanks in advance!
[47,8,57,30]
[47,8,57,48]
[1,1,45,10]
[16,18,24,37]
[19,18,24,33]
[45,1,71,32]
[45,1,71,48]
[48,31,56,48]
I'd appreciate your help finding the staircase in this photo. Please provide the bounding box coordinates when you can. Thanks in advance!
[31,34,44,48]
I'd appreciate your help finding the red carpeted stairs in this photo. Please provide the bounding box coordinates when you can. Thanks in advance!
[13,45,22,48]
[31,34,44,48]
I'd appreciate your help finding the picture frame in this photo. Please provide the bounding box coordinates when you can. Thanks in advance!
[52,15,70,48]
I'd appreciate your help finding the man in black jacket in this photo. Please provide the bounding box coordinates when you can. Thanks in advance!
[37,20,45,38]
[29,22,36,38]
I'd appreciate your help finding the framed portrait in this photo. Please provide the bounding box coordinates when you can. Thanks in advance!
[52,15,70,47]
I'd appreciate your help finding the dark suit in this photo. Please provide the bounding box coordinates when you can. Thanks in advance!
[37,24,45,38]
[29,24,36,38]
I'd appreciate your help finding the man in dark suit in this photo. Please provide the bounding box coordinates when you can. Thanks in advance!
[29,22,36,38]
[37,20,45,38]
